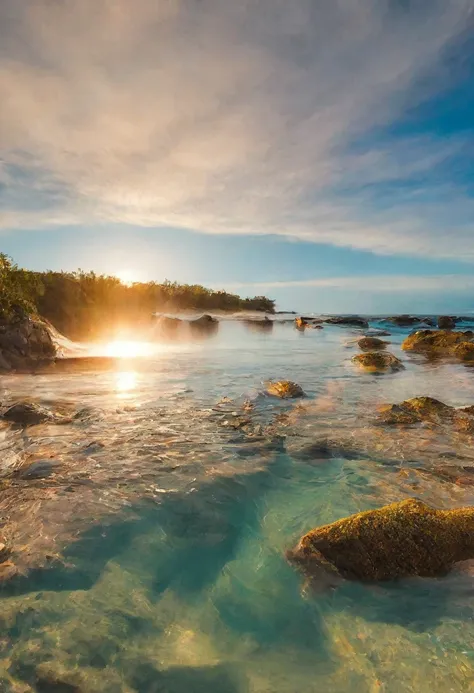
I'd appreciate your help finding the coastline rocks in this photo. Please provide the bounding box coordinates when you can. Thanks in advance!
[189,314,218,330]
[357,337,388,351]
[245,317,273,330]
[0,316,56,371]
[287,499,474,582]
[438,315,456,330]
[453,342,474,362]
[324,316,369,328]
[265,380,305,399]
[385,315,422,326]
[378,396,474,432]
[352,351,404,373]
[365,329,391,337]
[402,330,474,357]
[1,402,64,426]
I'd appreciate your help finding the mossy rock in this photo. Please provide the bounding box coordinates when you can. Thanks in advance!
[287,498,474,582]
[352,351,404,373]
[378,396,474,433]
[357,337,388,351]
[453,342,474,362]
[265,380,305,398]
[402,329,474,354]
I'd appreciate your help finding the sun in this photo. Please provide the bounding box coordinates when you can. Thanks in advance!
[105,340,153,358]
[115,268,137,286]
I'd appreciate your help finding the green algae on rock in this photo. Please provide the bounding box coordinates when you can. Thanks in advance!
[352,351,404,373]
[357,337,388,351]
[378,396,474,433]
[287,498,474,582]
[265,381,306,399]
[402,329,474,355]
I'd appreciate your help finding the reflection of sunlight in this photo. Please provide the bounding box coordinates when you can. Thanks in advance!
[105,340,154,358]
[115,371,137,394]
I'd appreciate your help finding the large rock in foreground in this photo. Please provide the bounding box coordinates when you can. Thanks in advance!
[287,498,474,582]
[377,396,474,432]
[352,351,404,373]
[0,317,56,371]
[402,329,474,359]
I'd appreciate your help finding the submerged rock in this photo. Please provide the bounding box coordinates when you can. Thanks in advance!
[402,329,474,357]
[265,381,305,399]
[287,498,474,582]
[438,315,456,330]
[1,402,59,426]
[352,351,404,373]
[378,396,474,432]
[245,317,273,329]
[324,316,369,328]
[357,336,388,351]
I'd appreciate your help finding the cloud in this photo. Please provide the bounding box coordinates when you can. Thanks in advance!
[222,274,474,293]
[1,0,474,258]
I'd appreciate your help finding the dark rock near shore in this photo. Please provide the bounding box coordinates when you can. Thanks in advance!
[287,498,474,582]
[386,315,422,326]
[0,317,56,371]
[324,316,369,328]
[245,317,273,329]
[357,337,388,351]
[352,351,404,373]
[1,402,65,426]
[189,314,219,330]
[438,316,456,330]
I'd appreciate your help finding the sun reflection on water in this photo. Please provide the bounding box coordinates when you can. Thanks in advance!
[115,371,137,395]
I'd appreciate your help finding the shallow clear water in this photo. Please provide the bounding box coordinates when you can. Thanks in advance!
[2,317,474,692]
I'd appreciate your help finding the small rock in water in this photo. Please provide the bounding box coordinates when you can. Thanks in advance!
[1,402,57,426]
[287,498,474,582]
[357,337,389,351]
[378,396,474,432]
[18,460,61,479]
[402,329,474,358]
[438,315,456,330]
[265,380,306,398]
[352,352,404,373]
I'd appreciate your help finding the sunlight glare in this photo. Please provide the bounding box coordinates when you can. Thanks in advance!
[105,340,154,358]
[115,268,137,286]
[115,371,137,394]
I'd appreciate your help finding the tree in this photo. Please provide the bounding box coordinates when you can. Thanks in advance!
[0,253,42,322]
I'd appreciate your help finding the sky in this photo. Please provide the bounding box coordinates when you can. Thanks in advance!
[1,0,474,313]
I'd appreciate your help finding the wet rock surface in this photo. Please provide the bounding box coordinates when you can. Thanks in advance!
[0,317,56,371]
[287,498,474,582]
[352,351,404,373]
[402,329,474,359]
[0,402,65,426]
[378,396,474,433]
[438,316,456,330]
[265,381,305,398]
[357,337,388,351]
[324,316,369,328]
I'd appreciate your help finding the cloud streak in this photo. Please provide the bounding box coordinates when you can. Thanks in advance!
[1,0,474,259]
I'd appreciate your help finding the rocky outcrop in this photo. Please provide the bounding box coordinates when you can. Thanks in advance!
[189,315,219,330]
[377,396,474,432]
[438,315,456,330]
[324,316,369,328]
[287,498,474,582]
[385,315,422,326]
[0,317,56,371]
[357,337,388,351]
[0,402,67,426]
[265,381,305,398]
[402,330,474,359]
[352,351,404,373]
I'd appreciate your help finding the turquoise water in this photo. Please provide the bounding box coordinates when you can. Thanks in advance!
[2,318,474,691]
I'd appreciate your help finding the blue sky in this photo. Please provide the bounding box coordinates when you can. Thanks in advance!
[1,0,474,313]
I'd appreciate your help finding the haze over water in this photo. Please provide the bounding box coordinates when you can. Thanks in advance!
[2,316,474,692]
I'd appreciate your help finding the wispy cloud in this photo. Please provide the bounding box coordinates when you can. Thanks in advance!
[222,275,474,293]
[1,0,473,258]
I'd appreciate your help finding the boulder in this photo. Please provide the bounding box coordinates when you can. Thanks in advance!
[357,337,388,351]
[402,330,474,356]
[265,380,305,399]
[0,317,56,371]
[385,315,422,326]
[453,342,474,362]
[324,316,369,328]
[287,498,474,582]
[438,315,456,330]
[377,396,474,433]
[352,351,404,373]
[189,315,218,329]
[1,402,62,426]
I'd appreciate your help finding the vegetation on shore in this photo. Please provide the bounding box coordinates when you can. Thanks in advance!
[0,253,275,339]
